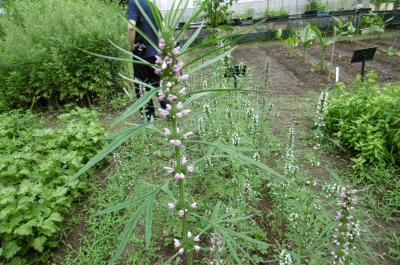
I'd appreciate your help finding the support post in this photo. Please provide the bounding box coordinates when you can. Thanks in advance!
[361,55,366,82]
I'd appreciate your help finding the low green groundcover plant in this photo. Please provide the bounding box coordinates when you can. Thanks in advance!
[325,73,400,166]
[0,0,126,109]
[0,109,106,260]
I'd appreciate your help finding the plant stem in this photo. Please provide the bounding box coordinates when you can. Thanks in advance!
[172,114,193,264]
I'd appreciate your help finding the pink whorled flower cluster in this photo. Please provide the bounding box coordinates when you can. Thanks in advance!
[173,233,201,256]
[331,187,360,265]
[157,38,200,257]
[210,233,224,265]
[155,39,191,120]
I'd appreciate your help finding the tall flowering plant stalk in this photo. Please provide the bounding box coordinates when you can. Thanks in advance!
[74,1,275,264]
[331,187,360,265]
[155,37,200,262]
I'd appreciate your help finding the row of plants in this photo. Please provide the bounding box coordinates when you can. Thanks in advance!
[267,125,373,264]
[0,108,106,262]
[0,0,126,109]
[59,59,376,265]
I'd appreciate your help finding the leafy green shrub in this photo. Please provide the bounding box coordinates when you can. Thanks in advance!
[264,8,289,19]
[325,73,400,166]
[0,0,126,109]
[0,108,106,260]
[305,0,329,12]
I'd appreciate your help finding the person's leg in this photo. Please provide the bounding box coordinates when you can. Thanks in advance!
[133,60,156,118]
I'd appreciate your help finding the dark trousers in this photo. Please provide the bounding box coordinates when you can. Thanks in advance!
[133,56,167,118]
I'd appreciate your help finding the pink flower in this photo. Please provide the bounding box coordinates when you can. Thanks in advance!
[155,68,162,75]
[164,57,173,65]
[194,245,201,252]
[168,203,176,209]
[335,211,341,219]
[166,104,172,111]
[159,108,169,118]
[178,248,184,255]
[184,132,193,138]
[173,46,181,55]
[191,202,197,209]
[347,215,353,221]
[173,63,183,74]
[163,128,171,137]
[158,90,165,100]
[164,166,174,175]
[176,102,184,110]
[179,88,188,96]
[187,165,194,173]
[194,235,200,242]
[167,95,177,103]
[155,55,162,64]
[170,139,182,147]
[174,239,181,248]
[178,209,186,218]
[159,39,167,50]
[175,172,185,180]
[181,156,188,164]
[162,61,167,70]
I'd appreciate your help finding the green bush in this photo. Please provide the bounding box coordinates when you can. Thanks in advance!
[325,73,400,166]
[305,0,329,12]
[0,108,106,260]
[0,0,126,109]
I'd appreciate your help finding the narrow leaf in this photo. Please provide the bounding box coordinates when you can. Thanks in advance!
[108,204,146,265]
[181,22,205,52]
[73,124,149,180]
[113,76,160,127]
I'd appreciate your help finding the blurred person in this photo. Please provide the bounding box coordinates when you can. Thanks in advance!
[128,0,166,119]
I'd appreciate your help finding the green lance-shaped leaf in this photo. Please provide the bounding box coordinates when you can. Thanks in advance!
[94,181,169,216]
[108,39,155,68]
[181,22,205,52]
[121,14,158,51]
[186,47,236,74]
[146,0,162,29]
[171,0,190,30]
[133,0,159,40]
[184,91,216,106]
[102,181,167,265]
[77,48,147,65]
[175,5,205,41]
[108,203,146,265]
[73,124,150,180]
[145,193,155,248]
[215,144,284,180]
[113,74,161,127]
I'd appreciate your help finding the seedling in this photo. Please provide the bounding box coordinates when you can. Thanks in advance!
[310,24,333,72]
[299,24,316,58]
[286,34,300,56]
[333,17,356,42]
